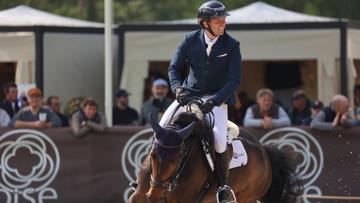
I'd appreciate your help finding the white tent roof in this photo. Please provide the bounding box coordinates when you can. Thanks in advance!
[171,1,337,24]
[0,5,103,27]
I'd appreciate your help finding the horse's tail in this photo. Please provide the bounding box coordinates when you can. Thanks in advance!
[261,145,303,203]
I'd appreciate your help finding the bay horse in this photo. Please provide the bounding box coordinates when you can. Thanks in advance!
[128,109,302,203]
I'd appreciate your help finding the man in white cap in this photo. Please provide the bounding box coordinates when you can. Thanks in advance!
[139,78,172,125]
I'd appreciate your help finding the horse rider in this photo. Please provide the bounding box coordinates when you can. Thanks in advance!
[159,1,242,202]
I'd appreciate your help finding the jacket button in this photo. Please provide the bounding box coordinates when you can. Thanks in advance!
[206,60,210,64]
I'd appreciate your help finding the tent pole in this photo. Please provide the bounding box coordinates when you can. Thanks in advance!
[35,27,44,91]
[340,22,348,97]
[105,0,113,126]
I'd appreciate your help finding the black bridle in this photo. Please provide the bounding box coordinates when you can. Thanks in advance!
[150,134,196,192]
[149,99,215,199]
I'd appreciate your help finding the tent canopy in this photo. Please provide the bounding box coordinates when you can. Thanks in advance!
[119,2,358,112]
[0,5,102,27]
[171,1,338,24]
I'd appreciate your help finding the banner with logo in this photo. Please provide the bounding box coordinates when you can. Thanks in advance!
[0,127,359,203]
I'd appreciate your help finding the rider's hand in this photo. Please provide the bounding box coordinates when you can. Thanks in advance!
[200,99,217,114]
[175,87,192,106]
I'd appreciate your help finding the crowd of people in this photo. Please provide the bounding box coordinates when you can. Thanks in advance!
[232,88,360,131]
[1,80,360,136]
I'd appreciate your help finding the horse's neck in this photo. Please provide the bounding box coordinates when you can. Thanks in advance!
[175,139,210,201]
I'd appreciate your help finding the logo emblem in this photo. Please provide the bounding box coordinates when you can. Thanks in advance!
[121,128,153,202]
[260,127,324,203]
[0,129,60,203]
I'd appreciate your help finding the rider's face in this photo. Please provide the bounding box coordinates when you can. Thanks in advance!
[207,16,226,36]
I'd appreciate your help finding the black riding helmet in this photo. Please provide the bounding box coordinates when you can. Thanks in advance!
[197,0,230,20]
[197,1,230,35]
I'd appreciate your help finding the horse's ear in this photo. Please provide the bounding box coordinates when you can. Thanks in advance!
[149,113,162,134]
[177,122,196,140]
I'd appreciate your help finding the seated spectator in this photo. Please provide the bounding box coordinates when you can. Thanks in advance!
[311,100,324,119]
[9,88,61,129]
[113,89,139,125]
[1,82,20,118]
[244,88,290,129]
[229,91,255,126]
[140,79,172,125]
[0,108,10,127]
[71,98,107,138]
[47,96,69,127]
[287,90,312,125]
[311,94,354,131]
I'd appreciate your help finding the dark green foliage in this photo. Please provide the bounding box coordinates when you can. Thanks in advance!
[0,0,359,23]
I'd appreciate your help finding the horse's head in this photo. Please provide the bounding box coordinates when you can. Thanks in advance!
[146,113,196,202]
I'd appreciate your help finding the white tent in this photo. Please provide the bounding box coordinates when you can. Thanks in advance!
[119,2,360,111]
[172,1,336,24]
[0,5,102,27]
[0,5,118,111]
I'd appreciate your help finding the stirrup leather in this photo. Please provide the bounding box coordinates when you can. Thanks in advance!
[216,185,237,203]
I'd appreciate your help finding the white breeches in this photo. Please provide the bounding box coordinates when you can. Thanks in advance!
[159,98,228,153]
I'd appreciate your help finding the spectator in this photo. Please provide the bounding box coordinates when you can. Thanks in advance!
[0,108,10,127]
[71,98,107,138]
[47,96,69,127]
[1,82,20,118]
[113,89,139,125]
[311,100,324,119]
[311,94,354,131]
[244,88,290,129]
[287,90,312,125]
[229,91,255,126]
[9,88,61,129]
[139,79,172,125]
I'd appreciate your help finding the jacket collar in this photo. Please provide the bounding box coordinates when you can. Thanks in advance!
[209,33,225,59]
[198,29,226,59]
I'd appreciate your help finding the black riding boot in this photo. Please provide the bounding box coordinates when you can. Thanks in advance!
[215,151,230,203]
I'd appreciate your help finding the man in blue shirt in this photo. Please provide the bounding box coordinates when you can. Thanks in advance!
[9,88,61,129]
[159,1,242,201]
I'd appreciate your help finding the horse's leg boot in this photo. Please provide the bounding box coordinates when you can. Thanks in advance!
[215,151,230,203]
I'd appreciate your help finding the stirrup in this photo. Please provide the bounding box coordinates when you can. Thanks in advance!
[216,185,237,203]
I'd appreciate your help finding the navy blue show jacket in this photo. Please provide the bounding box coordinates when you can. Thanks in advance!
[168,29,242,105]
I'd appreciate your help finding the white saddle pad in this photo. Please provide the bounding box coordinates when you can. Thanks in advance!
[204,138,248,171]
[229,139,248,169]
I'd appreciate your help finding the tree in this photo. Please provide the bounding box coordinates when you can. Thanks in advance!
[0,0,359,23]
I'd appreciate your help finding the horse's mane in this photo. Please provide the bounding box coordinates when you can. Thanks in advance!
[170,107,213,144]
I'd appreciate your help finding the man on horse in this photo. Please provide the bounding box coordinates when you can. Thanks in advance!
[159,1,242,202]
